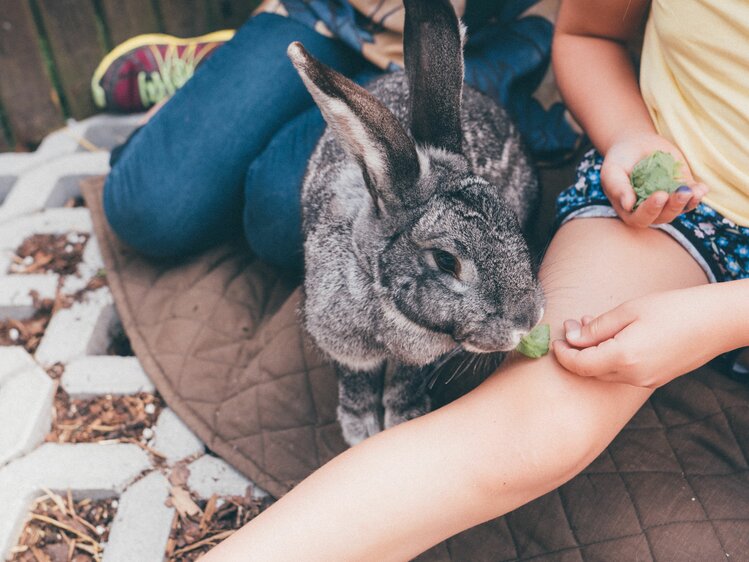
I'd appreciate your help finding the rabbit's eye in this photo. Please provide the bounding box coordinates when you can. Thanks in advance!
[432,249,461,279]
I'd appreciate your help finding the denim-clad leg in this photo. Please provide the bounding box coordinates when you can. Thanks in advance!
[103,13,369,258]
[462,11,579,160]
[105,9,567,271]
[241,107,322,273]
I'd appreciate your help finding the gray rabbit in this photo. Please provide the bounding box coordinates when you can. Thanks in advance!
[288,0,545,446]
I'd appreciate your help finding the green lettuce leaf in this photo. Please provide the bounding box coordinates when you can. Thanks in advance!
[516,324,550,359]
[630,151,683,208]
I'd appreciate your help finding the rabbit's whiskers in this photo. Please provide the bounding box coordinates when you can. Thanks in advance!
[427,346,463,389]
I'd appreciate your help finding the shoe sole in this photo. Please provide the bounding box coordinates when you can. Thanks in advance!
[91,29,236,109]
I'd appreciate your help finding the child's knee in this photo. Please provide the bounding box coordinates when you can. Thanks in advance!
[242,109,324,272]
[103,168,199,257]
[243,161,304,272]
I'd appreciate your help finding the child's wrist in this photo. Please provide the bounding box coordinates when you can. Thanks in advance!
[600,128,659,154]
[724,280,749,350]
[700,281,749,353]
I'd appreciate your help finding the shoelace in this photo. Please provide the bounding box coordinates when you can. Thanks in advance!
[137,43,213,107]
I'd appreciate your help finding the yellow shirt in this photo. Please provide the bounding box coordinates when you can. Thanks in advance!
[640,0,749,227]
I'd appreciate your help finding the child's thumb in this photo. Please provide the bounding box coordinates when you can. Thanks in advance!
[564,309,632,347]
[603,166,636,212]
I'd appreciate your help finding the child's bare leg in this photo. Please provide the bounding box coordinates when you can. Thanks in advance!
[201,218,708,562]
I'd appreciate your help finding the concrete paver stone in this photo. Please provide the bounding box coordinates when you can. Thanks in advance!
[62,356,155,398]
[152,408,205,464]
[0,348,55,467]
[0,116,267,560]
[0,275,59,320]
[104,472,175,562]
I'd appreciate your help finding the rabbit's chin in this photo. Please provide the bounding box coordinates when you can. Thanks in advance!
[461,330,527,354]
[462,343,511,354]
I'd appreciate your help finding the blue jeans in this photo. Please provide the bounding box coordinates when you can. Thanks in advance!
[104,13,380,272]
[104,10,558,272]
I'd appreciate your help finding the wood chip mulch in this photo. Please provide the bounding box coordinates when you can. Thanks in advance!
[9,233,89,276]
[165,466,267,561]
[75,271,108,296]
[10,490,117,562]
[0,270,107,353]
[0,291,58,353]
[46,363,65,380]
[46,390,165,449]
[0,227,109,353]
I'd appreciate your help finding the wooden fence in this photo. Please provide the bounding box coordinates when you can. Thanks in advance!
[0,0,260,152]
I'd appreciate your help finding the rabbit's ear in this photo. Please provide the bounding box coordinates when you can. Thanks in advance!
[404,0,464,155]
[288,42,421,213]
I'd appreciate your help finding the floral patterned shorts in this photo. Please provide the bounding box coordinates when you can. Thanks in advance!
[555,149,749,283]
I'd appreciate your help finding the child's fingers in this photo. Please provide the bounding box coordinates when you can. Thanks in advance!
[563,308,634,348]
[685,182,709,212]
[602,166,637,213]
[653,185,692,224]
[552,339,623,378]
[626,191,669,227]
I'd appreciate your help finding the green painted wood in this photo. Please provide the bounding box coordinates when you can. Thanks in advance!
[0,129,10,152]
[37,0,106,119]
[158,0,211,37]
[0,0,64,149]
[101,0,162,46]
[0,96,14,150]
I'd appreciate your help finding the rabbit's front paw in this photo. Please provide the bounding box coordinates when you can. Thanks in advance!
[337,406,381,446]
[383,395,431,429]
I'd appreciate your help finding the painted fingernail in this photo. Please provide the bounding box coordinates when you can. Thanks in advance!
[676,185,691,194]
[564,319,581,340]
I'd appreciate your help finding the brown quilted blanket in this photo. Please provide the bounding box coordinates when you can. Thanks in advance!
[82,178,749,560]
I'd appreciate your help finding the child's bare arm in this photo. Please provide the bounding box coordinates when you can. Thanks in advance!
[554,279,749,388]
[553,0,652,153]
[553,0,708,226]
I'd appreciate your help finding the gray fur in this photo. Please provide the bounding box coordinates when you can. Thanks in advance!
[404,0,464,153]
[289,0,544,446]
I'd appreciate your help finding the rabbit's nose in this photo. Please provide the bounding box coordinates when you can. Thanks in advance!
[511,307,538,330]
[508,290,543,329]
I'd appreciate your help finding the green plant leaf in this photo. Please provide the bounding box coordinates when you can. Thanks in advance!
[516,324,550,359]
[630,151,683,208]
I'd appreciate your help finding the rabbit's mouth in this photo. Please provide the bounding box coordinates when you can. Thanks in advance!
[461,342,499,354]
[461,330,527,354]
[459,304,545,354]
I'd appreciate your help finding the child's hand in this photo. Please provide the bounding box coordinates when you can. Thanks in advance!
[552,287,726,388]
[601,132,709,227]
